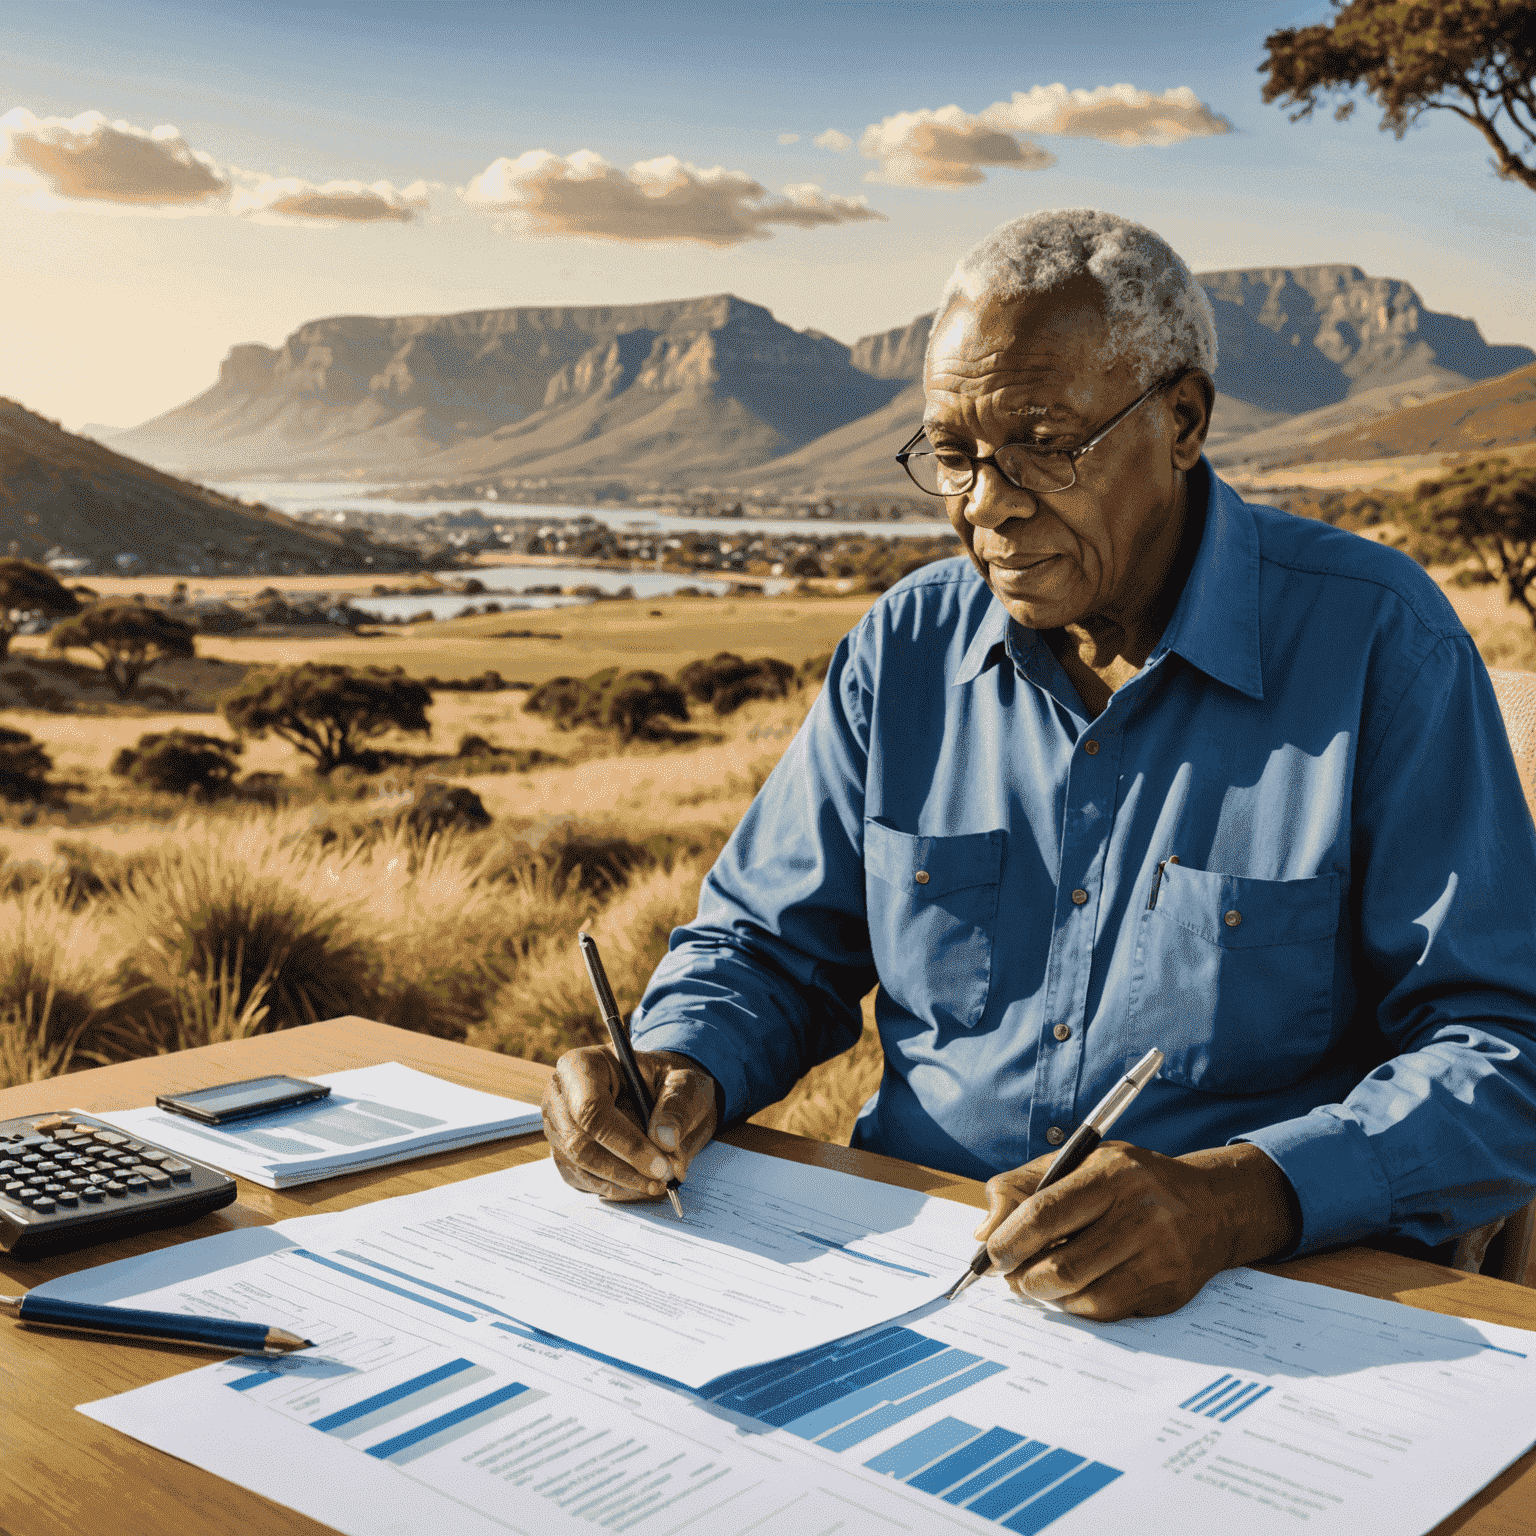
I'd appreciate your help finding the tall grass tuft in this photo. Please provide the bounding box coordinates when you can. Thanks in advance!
[469,858,707,1065]
[98,812,383,1058]
[0,888,137,1078]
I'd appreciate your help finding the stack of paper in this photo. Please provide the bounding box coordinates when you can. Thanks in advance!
[46,1144,1536,1536]
[89,1062,542,1187]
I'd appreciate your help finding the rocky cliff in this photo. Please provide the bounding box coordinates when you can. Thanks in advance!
[112,269,1532,491]
[114,296,907,482]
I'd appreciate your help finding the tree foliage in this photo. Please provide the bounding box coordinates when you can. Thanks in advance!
[1402,458,1536,624]
[47,602,195,698]
[1261,1,1536,192]
[111,730,243,798]
[221,664,432,774]
[0,558,82,660]
[0,726,54,803]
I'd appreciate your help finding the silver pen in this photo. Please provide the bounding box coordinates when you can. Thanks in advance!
[945,1046,1164,1300]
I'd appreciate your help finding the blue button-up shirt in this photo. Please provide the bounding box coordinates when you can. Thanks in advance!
[633,462,1536,1256]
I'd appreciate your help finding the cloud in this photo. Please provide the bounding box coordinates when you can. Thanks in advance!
[860,108,1055,188]
[777,132,800,145]
[461,149,883,246]
[232,176,429,223]
[814,129,853,153]
[0,107,227,204]
[979,84,1231,147]
[858,83,1230,188]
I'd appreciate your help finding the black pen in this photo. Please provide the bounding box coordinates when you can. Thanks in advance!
[578,932,685,1217]
[2,1293,312,1353]
[944,1046,1164,1300]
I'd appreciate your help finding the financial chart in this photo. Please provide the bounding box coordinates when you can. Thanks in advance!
[70,1172,1536,1536]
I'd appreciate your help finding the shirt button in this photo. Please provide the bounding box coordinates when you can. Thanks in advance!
[1071,889,1088,905]
[1083,739,1100,755]
[1224,909,1242,927]
[1053,1023,1072,1042]
[914,870,930,885]
[1046,1126,1066,1146]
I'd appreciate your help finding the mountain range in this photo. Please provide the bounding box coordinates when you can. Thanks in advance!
[111,267,1535,495]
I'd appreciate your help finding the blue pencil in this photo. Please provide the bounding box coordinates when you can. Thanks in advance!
[2,1292,311,1352]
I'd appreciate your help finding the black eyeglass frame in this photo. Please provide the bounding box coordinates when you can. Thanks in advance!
[894,371,1188,499]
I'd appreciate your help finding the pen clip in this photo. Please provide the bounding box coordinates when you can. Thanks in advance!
[1147,853,1178,910]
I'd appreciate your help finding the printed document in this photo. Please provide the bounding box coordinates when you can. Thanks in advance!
[91,1062,542,1187]
[70,1228,1536,1536]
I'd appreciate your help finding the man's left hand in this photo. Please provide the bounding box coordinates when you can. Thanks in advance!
[974,1142,1302,1320]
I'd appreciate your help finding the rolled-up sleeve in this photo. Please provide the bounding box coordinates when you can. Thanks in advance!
[630,631,879,1123]
[1240,635,1536,1254]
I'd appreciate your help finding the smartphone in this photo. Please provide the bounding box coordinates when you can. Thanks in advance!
[156,1075,332,1125]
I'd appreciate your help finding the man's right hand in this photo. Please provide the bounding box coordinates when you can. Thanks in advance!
[542,1045,720,1202]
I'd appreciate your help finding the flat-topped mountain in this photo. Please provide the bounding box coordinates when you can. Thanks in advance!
[0,399,417,574]
[112,269,1532,493]
[115,296,907,482]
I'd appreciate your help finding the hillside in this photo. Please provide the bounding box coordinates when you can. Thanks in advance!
[0,399,419,575]
[1259,360,1536,467]
[111,268,1533,496]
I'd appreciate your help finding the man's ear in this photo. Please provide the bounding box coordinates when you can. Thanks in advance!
[1170,371,1214,470]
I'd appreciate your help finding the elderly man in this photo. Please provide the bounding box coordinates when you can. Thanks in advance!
[542,209,1536,1320]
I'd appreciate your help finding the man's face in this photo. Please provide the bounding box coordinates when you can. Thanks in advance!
[923,277,1190,632]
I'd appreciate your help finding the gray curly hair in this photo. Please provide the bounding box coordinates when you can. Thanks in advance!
[933,208,1218,385]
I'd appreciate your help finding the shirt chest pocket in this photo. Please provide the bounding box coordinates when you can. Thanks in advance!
[1127,863,1341,1092]
[864,820,1003,1032]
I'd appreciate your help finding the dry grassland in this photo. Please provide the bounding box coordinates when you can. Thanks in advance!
[3,565,1533,1154]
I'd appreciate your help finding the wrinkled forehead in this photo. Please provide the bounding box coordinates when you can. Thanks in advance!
[927,274,1112,378]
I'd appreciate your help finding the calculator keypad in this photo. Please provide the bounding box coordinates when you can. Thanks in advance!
[0,1112,237,1256]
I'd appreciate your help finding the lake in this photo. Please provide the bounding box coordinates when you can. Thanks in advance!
[209,480,952,543]
[350,565,777,623]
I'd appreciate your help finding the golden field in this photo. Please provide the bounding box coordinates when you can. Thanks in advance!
[1,567,1530,1150]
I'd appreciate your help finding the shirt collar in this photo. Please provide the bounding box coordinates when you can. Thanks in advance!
[1158,459,1264,700]
[950,459,1264,700]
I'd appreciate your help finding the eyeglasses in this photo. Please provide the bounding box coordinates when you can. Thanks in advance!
[895,373,1184,499]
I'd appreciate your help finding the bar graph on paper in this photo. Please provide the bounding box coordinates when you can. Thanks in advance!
[705,1326,1123,1535]
[1178,1373,1272,1421]
[226,1354,737,1528]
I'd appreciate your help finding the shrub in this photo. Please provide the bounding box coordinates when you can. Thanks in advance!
[525,667,689,741]
[111,729,243,798]
[47,602,196,698]
[0,727,54,803]
[457,733,496,757]
[676,652,796,715]
[401,782,492,840]
[221,663,432,775]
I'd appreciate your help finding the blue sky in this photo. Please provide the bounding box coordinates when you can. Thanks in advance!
[2,0,1530,430]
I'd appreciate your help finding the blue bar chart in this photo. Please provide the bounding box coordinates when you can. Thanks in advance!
[704,1326,1122,1533]
[1178,1374,1273,1421]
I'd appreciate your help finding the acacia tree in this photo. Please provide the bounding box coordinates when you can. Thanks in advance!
[1261,1,1536,193]
[0,558,82,659]
[48,602,196,698]
[221,663,431,774]
[1404,458,1536,624]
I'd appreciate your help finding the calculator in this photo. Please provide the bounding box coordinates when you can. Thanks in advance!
[0,1111,237,1259]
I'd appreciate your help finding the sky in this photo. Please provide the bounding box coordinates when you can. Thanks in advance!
[2,0,1531,432]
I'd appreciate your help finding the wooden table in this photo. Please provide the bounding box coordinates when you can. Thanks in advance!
[3,1017,1533,1536]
